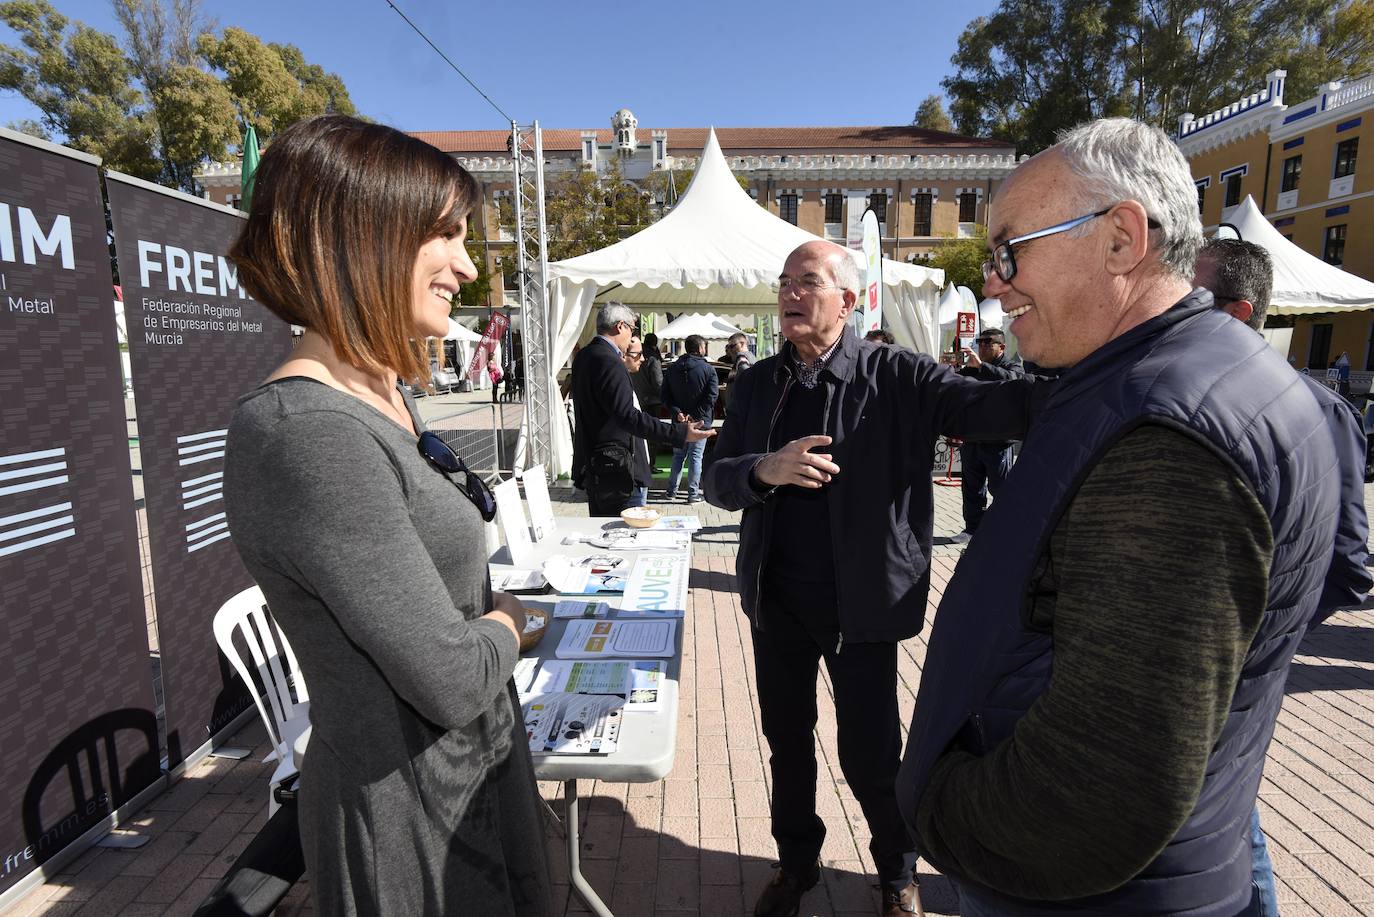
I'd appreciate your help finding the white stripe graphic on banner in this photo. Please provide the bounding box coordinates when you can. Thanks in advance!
[0,450,76,557]
[179,431,229,553]
[176,429,228,444]
[0,447,65,466]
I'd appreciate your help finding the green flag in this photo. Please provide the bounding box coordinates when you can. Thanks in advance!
[240,125,260,211]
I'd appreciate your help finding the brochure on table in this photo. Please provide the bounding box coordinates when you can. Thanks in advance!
[553,599,611,619]
[556,619,677,658]
[489,564,546,592]
[494,478,534,565]
[523,693,623,755]
[543,554,628,593]
[619,552,689,617]
[521,465,558,542]
[582,528,692,550]
[530,659,666,711]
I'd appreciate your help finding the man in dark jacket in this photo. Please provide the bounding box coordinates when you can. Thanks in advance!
[571,303,711,515]
[632,331,665,414]
[661,333,717,502]
[1196,236,1371,917]
[703,239,1034,917]
[955,328,1025,541]
[899,118,1338,917]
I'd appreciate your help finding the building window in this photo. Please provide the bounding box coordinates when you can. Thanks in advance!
[1335,138,1359,178]
[824,193,843,223]
[1323,224,1347,266]
[779,193,798,225]
[1280,155,1302,192]
[912,193,933,236]
[1309,323,1333,370]
[1224,173,1243,207]
[868,192,888,223]
[958,192,977,223]
[1196,183,1206,213]
[226,193,242,209]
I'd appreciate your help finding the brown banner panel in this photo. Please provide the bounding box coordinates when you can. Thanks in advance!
[107,173,290,769]
[0,130,158,895]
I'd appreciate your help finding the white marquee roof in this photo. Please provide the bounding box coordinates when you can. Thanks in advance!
[1226,196,1374,314]
[655,312,744,339]
[546,129,943,308]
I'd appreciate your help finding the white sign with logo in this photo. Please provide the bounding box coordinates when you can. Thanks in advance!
[860,209,883,335]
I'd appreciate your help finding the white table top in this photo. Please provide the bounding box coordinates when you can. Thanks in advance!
[513,515,694,783]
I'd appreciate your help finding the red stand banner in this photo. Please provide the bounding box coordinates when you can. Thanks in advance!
[467,311,509,381]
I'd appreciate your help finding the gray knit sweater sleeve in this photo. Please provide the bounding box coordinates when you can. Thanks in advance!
[225,380,517,738]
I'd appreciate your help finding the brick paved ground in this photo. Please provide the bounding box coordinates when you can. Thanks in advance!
[13,475,1374,916]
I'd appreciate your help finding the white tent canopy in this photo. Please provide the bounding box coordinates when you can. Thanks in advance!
[1226,196,1374,314]
[444,318,483,341]
[655,312,744,340]
[540,128,944,475]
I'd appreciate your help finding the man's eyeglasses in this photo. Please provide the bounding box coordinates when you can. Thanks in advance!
[625,349,644,359]
[771,276,837,295]
[981,207,1162,284]
[417,431,497,522]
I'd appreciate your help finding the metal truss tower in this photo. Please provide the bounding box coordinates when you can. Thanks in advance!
[510,121,553,470]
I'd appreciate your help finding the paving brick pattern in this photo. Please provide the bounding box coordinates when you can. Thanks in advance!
[15,478,1374,916]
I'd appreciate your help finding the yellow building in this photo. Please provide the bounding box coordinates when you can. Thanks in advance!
[1178,70,1374,379]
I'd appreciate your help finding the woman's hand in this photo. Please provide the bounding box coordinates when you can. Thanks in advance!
[482,590,528,649]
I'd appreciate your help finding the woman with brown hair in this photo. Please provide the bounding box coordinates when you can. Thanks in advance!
[223,115,550,916]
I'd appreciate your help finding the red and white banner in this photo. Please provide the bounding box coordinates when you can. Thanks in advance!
[467,311,510,380]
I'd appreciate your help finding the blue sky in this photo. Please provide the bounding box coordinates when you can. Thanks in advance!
[1,0,1002,134]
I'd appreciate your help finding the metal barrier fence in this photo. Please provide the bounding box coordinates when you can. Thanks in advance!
[423,402,516,482]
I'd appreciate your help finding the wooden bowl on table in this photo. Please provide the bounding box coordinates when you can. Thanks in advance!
[519,610,548,653]
[620,506,661,529]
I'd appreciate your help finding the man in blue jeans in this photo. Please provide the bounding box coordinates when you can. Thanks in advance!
[1196,239,1372,916]
[661,333,718,502]
[954,329,1024,542]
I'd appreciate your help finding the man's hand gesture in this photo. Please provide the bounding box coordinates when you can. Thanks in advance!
[754,435,840,489]
[685,420,716,443]
[961,347,982,369]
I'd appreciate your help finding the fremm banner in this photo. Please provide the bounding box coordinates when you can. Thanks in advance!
[106,173,291,767]
[0,130,158,897]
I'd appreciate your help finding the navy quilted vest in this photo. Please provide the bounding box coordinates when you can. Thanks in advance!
[897,292,1339,915]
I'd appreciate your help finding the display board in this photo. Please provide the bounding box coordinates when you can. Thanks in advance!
[0,130,158,896]
[107,172,291,767]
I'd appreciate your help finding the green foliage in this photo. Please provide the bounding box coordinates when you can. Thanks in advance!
[942,0,1374,155]
[913,94,953,132]
[457,223,494,309]
[927,227,988,292]
[0,0,357,192]
[544,160,654,262]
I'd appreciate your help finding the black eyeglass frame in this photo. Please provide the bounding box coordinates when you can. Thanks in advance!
[417,431,498,522]
[981,206,1162,285]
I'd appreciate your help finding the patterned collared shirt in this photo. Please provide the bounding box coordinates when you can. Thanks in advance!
[792,337,842,389]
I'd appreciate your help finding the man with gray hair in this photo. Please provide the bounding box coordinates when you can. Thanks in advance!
[1196,236,1371,917]
[571,302,712,514]
[899,119,1340,916]
[705,239,1036,917]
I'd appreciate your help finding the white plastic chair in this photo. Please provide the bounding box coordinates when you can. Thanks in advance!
[212,586,311,815]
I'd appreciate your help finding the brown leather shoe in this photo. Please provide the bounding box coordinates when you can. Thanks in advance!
[754,861,821,917]
[882,878,925,916]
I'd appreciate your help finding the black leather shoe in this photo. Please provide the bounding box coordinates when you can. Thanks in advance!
[881,878,925,916]
[754,861,821,917]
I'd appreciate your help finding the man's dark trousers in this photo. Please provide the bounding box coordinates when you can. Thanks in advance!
[752,574,915,891]
[960,442,1014,534]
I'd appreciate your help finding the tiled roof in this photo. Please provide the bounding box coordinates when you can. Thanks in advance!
[410,125,1011,155]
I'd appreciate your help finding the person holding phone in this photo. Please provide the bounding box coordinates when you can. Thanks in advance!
[224,115,550,916]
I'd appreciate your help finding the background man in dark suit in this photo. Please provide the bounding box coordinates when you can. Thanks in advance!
[571,302,712,515]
